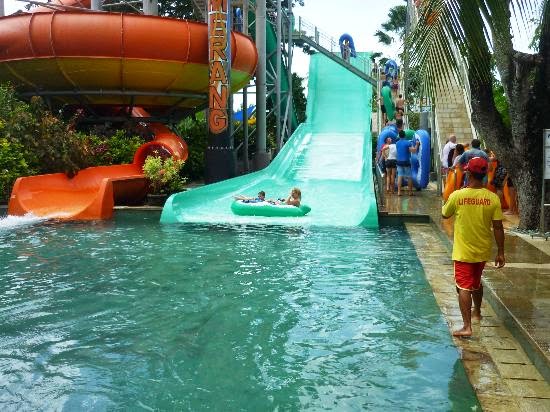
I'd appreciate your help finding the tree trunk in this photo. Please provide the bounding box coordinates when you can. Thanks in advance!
[469,66,543,230]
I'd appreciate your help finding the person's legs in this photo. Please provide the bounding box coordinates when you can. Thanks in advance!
[453,261,483,337]
[390,168,396,193]
[472,284,483,321]
[454,289,473,337]
[397,166,404,196]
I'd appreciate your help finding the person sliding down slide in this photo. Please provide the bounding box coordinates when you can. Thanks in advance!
[234,191,266,203]
[271,188,301,207]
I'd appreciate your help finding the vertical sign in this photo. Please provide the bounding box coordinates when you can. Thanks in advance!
[206,0,235,183]
[540,129,550,233]
[544,129,550,179]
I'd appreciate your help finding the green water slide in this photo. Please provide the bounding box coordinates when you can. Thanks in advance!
[161,52,378,227]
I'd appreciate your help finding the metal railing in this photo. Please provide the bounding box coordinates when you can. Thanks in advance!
[373,162,386,212]
[294,16,376,85]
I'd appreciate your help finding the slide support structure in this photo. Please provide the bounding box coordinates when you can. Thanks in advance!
[254,0,270,170]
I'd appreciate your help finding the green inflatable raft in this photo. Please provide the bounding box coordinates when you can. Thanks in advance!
[231,201,311,217]
[381,85,395,121]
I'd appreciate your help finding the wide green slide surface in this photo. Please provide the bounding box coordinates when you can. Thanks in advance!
[161,53,377,227]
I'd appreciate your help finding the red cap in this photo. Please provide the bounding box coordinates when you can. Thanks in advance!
[464,156,488,174]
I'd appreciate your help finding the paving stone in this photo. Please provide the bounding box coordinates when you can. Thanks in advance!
[489,347,531,365]
[519,397,550,412]
[498,364,545,380]
[507,380,550,398]
[475,394,521,412]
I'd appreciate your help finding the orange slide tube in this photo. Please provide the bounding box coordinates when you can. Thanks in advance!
[2,1,258,220]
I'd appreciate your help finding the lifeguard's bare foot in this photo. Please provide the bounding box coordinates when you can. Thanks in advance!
[471,309,482,321]
[452,327,472,337]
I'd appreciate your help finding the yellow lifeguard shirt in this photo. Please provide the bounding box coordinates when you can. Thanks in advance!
[442,187,503,262]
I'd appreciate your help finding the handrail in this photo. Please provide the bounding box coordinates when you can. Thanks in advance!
[372,161,385,212]
[294,16,376,87]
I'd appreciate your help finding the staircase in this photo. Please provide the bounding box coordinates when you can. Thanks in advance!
[433,76,475,144]
[407,0,477,148]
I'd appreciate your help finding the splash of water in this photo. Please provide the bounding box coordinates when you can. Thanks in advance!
[0,213,48,231]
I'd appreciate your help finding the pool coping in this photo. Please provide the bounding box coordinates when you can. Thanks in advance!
[405,220,550,411]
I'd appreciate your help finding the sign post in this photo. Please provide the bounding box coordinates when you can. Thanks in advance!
[540,129,550,233]
[206,0,235,183]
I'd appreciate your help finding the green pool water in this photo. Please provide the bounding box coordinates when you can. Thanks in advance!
[0,212,480,410]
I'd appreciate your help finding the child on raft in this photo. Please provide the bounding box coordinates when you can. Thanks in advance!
[234,191,266,203]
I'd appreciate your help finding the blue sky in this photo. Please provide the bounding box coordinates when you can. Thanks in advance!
[291,0,406,78]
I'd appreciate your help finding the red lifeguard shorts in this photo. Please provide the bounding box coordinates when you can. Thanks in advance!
[454,261,486,291]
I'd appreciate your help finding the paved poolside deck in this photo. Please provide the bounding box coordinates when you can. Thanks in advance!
[381,186,550,410]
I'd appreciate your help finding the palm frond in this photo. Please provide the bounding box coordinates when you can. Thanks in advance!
[406,0,543,100]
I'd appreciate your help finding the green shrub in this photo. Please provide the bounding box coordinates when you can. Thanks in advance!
[0,83,149,200]
[408,111,420,130]
[0,138,34,202]
[84,130,144,166]
[142,155,187,194]
[176,115,208,181]
[0,85,88,177]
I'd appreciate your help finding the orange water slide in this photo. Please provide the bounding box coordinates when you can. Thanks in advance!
[2,1,258,220]
[8,113,188,219]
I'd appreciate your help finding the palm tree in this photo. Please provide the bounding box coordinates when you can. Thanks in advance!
[407,0,550,230]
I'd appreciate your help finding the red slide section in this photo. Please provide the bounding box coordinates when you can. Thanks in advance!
[8,108,188,220]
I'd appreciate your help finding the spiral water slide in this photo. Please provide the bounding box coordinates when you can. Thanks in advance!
[1,1,258,219]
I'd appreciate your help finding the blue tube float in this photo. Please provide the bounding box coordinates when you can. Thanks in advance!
[376,124,398,152]
[384,59,398,79]
[410,129,431,189]
[338,33,357,59]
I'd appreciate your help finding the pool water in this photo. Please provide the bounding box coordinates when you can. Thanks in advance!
[0,212,480,410]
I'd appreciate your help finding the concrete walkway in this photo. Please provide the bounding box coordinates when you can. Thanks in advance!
[380,187,550,409]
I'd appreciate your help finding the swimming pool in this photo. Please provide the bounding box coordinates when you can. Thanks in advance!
[0,212,479,410]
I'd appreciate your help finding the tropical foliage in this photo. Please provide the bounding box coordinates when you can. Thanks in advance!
[0,84,146,201]
[375,2,407,46]
[407,0,550,229]
[142,154,187,195]
[175,115,209,181]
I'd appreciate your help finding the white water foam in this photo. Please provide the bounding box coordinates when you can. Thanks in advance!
[0,213,49,231]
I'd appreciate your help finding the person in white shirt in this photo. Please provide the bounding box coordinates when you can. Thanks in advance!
[441,134,457,169]
[383,138,398,193]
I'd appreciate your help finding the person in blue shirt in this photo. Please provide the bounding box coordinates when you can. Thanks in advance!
[457,139,489,186]
[457,139,488,167]
[395,130,419,196]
